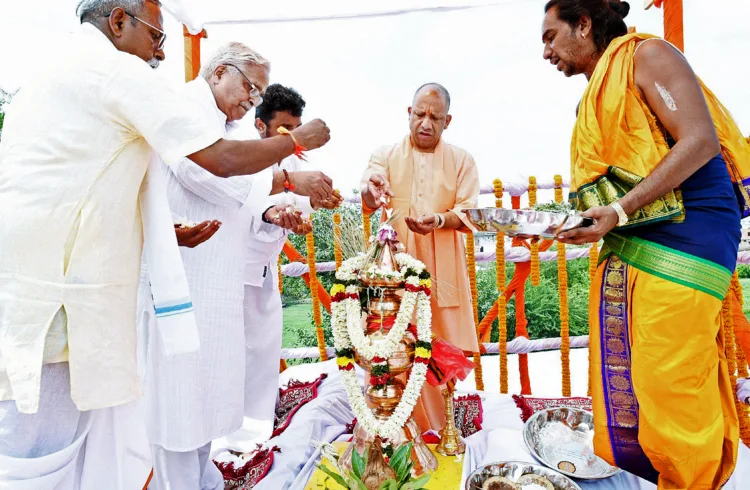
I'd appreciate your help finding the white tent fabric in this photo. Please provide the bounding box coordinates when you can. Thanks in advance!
[163,0,506,34]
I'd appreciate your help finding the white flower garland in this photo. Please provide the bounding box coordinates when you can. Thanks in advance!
[331,253,433,439]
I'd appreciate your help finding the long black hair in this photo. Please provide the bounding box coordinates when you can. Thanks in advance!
[544,0,630,52]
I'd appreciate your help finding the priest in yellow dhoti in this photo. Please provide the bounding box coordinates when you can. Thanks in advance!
[542,1,750,488]
[360,83,480,432]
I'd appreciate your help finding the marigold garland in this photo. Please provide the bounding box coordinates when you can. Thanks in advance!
[731,273,750,442]
[732,273,749,377]
[554,175,571,397]
[466,233,484,391]
[588,244,599,282]
[333,213,343,270]
[722,294,750,446]
[279,359,288,373]
[494,178,509,394]
[306,222,328,361]
[278,255,284,294]
[363,213,372,246]
[528,177,541,286]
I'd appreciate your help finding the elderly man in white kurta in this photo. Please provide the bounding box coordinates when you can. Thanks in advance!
[138,46,326,489]
[0,2,333,488]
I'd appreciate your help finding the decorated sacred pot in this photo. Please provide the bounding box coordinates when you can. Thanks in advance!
[335,224,438,476]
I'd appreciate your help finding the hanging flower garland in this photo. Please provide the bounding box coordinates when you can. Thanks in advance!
[732,273,749,377]
[465,234,485,391]
[306,224,328,361]
[589,243,599,282]
[363,213,372,247]
[722,294,750,446]
[333,213,343,270]
[528,176,540,287]
[494,178,508,394]
[278,255,284,294]
[331,254,433,439]
[555,175,571,397]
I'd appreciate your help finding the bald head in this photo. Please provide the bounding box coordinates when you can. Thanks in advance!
[408,83,453,152]
[413,83,450,112]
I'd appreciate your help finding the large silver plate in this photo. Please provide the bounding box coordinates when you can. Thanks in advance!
[462,208,591,238]
[465,461,582,490]
[523,407,621,480]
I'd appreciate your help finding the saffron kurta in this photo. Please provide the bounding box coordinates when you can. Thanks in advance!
[362,135,480,431]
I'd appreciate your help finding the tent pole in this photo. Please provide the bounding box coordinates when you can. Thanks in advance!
[183,26,207,82]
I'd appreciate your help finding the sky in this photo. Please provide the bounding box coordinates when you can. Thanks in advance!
[1,0,748,207]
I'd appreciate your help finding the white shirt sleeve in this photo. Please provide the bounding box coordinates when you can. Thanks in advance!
[103,57,223,166]
[168,158,266,209]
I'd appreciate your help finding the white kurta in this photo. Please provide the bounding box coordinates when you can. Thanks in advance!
[138,77,272,452]
[0,23,220,489]
[220,156,313,450]
[0,23,221,413]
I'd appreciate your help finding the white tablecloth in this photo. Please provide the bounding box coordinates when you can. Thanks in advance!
[219,361,750,489]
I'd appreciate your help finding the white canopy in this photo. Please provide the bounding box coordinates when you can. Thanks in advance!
[164,0,506,34]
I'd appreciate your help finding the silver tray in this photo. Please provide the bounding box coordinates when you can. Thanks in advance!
[462,208,592,238]
[465,461,582,490]
[523,407,621,480]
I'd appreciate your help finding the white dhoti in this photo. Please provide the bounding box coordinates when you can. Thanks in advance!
[0,363,152,490]
[148,443,223,490]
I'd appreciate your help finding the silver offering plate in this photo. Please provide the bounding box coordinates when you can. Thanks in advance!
[465,461,582,490]
[462,209,592,238]
[523,407,621,480]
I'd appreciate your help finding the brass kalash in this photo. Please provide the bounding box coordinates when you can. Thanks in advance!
[339,229,438,476]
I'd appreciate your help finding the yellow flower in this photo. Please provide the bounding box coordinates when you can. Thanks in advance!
[419,278,431,289]
[336,357,353,367]
[415,347,432,359]
[331,284,346,295]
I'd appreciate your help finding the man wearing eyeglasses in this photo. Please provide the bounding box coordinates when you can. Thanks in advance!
[138,45,340,490]
[0,1,335,488]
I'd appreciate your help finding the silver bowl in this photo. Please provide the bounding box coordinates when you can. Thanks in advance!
[523,407,621,480]
[462,209,592,238]
[465,461,582,490]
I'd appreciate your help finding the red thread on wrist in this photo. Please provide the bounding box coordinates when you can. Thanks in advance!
[282,169,295,193]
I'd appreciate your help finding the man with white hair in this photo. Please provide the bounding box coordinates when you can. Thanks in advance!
[0,1,333,488]
[139,45,338,489]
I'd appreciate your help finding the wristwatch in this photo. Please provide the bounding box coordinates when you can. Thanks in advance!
[610,201,629,227]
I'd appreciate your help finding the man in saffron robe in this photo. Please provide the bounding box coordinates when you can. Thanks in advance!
[360,83,480,431]
[542,1,750,488]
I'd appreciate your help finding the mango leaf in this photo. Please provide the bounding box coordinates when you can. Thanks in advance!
[400,473,431,490]
[389,442,413,481]
[318,464,348,489]
[351,449,365,479]
[347,473,368,490]
[378,479,399,490]
[398,462,415,486]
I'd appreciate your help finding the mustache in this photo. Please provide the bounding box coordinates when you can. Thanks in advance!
[148,59,160,69]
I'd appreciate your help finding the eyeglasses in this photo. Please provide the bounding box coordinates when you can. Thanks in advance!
[224,63,264,107]
[105,9,167,50]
